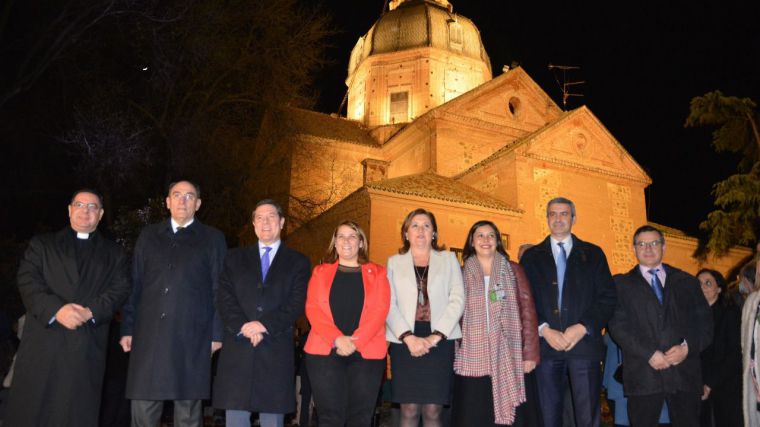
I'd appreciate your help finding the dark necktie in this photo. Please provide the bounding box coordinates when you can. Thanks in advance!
[261,246,272,281]
[557,242,567,309]
[649,268,664,304]
[175,226,184,234]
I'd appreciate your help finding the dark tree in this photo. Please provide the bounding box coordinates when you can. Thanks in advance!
[1,0,331,243]
[686,91,760,258]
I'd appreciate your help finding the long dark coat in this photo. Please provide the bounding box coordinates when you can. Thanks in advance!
[121,219,226,400]
[701,301,742,426]
[520,234,617,361]
[608,264,713,396]
[5,228,131,427]
[213,243,310,413]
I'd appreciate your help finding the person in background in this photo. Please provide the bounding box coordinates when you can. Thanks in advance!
[304,221,390,427]
[739,261,758,302]
[697,268,741,427]
[452,220,540,426]
[385,208,464,427]
[741,256,760,426]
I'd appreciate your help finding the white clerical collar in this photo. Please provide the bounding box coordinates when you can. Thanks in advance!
[76,232,90,240]
[171,218,194,233]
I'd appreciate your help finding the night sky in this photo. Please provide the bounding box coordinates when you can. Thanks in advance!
[314,0,760,236]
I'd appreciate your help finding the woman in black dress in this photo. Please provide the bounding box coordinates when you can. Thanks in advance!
[697,268,742,427]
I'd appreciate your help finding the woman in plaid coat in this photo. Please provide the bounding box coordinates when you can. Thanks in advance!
[453,220,541,426]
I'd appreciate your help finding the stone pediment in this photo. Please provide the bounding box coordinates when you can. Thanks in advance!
[432,66,563,130]
[458,106,652,185]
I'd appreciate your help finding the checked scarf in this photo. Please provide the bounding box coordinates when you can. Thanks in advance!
[454,253,524,425]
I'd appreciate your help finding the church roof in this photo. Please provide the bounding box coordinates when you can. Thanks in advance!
[454,110,575,178]
[429,66,562,117]
[285,108,380,147]
[648,222,689,237]
[455,106,652,185]
[366,171,521,212]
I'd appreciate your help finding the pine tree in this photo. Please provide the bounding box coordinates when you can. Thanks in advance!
[686,91,760,257]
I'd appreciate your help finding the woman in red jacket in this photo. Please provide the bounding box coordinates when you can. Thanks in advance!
[304,220,391,427]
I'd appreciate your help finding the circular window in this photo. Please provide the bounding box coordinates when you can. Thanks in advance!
[508,97,522,118]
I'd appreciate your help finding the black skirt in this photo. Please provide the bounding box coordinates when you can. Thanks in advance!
[388,321,454,404]
[451,372,541,427]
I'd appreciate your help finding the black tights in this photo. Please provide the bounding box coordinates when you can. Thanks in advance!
[399,403,442,427]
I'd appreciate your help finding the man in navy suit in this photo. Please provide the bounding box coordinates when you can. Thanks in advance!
[520,197,617,427]
[212,199,310,427]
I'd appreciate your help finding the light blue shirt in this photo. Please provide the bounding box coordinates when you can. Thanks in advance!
[550,236,573,263]
[258,240,281,262]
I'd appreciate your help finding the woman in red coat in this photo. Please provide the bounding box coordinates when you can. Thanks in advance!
[304,221,391,427]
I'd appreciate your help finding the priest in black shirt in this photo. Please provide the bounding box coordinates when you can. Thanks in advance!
[4,189,131,427]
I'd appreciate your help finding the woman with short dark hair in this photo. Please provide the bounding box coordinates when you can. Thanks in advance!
[697,268,742,427]
[386,208,464,427]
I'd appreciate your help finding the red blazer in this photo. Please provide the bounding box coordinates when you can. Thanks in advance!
[305,261,391,359]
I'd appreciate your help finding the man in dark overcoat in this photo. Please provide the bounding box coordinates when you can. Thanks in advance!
[609,225,712,427]
[5,189,131,427]
[520,197,617,427]
[213,199,310,427]
[120,180,226,427]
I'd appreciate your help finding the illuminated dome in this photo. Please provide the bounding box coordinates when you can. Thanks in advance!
[346,0,492,126]
[348,0,491,78]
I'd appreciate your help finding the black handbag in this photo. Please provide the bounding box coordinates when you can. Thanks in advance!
[613,363,624,384]
[612,346,624,384]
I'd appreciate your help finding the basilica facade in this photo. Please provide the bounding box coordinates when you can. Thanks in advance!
[259,0,748,274]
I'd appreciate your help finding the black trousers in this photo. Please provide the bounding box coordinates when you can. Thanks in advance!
[628,391,700,427]
[130,399,202,427]
[305,351,385,427]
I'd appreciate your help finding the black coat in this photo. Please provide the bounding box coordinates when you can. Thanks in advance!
[213,243,310,413]
[608,264,713,396]
[520,234,616,361]
[5,228,130,427]
[701,301,742,423]
[121,219,226,400]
